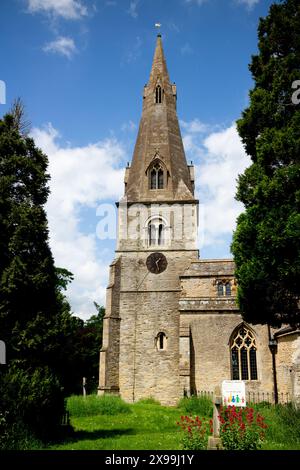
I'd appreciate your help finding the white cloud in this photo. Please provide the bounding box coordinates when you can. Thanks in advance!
[180,118,210,134]
[128,0,139,18]
[27,0,88,19]
[182,122,251,252]
[198,125,250,247]
[43,36,77,58]
[31,123,125,319]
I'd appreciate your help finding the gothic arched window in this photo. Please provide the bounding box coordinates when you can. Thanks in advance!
[216,280,232,296]
[225,282,231,296]
[217,282,224,296]
[147,218,166,246]
[156,332,167,350]
[155,85,162,104]
[230,325,258,381]
[150,163,164,189]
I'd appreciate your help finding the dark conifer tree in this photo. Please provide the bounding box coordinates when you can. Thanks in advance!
[0,112,68,442]
[232,0,300,327]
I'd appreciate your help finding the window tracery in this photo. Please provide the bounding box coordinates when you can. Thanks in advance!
[230,325,258,381]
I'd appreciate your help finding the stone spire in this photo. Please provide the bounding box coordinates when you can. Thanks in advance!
[124,34,195,203]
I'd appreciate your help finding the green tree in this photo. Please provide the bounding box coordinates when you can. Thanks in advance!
[0,112,59,355]
[0,110,105,446]
[81,302,105,392]
[232,0,300,327]
[0,112,71,442]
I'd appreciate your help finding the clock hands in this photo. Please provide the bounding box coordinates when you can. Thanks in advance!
[146,253,167,274]
[155,258,161,270]
[155,257,163,272]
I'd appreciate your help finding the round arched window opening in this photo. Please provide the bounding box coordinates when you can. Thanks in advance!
[156,332,167,351]
[147,218,166,246]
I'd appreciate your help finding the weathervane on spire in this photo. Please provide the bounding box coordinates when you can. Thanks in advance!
[155,23,162,35]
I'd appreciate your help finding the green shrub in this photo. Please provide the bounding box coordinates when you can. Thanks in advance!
[178,395,213,417]
[0,411,42,450]
[67,394,132,417]
[0,363,65,445]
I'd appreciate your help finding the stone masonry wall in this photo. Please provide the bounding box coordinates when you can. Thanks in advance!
[98,258,121,394]
[118,250,198,406]
[180,312,274,399]
[276,333,300,403]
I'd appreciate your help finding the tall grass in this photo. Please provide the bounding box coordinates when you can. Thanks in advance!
[67,395,131,417]
[178,395,213,417]
[253,402,300,448]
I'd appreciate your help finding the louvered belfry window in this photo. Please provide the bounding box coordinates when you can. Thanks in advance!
[155,85,162,104]
[150,164,164,189]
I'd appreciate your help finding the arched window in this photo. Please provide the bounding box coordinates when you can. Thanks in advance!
[158,223,164,246]
[225,282,231,296]
[150,169,157,189]
[216,280,232,296]
[148,224,156,246]
[155,85,162,104]
[148,218,165,246]
[158,168,164,188]
[156,332,167,350]
[230,325,258,380]
[217,282,224,296]
[150,163,164,189]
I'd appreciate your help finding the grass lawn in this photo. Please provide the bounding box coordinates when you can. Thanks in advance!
[47,396,300,451]
[49,401,182,450]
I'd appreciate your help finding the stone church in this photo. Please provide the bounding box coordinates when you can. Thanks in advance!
[98,34,300,406]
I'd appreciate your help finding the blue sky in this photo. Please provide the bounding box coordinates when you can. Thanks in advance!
[0,0,275,318]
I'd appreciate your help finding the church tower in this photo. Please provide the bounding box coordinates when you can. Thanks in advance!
[98,34,199,405]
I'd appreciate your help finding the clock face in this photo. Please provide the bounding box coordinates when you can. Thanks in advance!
[146,252,168,274]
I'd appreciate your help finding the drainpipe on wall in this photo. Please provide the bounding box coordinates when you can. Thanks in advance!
[268,324,278,405]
